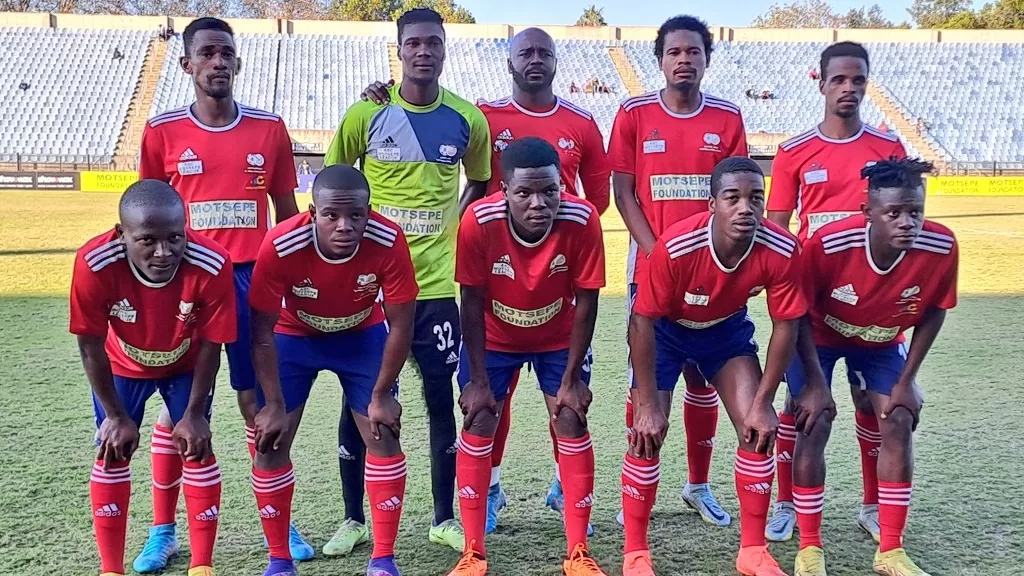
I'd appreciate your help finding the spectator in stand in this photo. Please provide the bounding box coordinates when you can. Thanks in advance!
[809,68,819,80]
[298,159,312,175]
[570,81,580,94]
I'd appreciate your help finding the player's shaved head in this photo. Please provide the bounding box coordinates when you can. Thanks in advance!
[116,180,187,284]
[508,27,557,95]
[710,156,763,197]
[510,28,555,56]
[118,179,185,222]
[312,165,371,205]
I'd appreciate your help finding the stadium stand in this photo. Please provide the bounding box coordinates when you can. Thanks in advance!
[0,26,150,164]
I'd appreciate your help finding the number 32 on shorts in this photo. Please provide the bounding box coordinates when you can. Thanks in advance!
[433,321,456,351]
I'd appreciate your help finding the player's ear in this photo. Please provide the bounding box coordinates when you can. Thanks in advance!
[308,203,316,218]
[507,58,514,75]
[861,201,871,221]
[235,56,243,75]
[818,78,825,95]
[707,195,715,214]
[115,223,124,240]
[179,56,190,74]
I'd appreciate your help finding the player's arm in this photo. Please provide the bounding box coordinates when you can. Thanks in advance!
[766,147,798,229]
[458,106,493,217]
[247,241,291,452]
[578,118,610,214]
[609,108,657,256]
[269,121,299,223]
[455,212,496,425]
[70,257,138,465]
[324,104,369,167]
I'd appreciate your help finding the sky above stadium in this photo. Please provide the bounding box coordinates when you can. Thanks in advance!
[458,0,982,27]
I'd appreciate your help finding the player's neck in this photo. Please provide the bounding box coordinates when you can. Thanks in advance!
[399,81,439,106]
[190,97,237,128]
[710,219,752,269]
[868,227,903,270]
[512,89,556,112]
[818,115,863,140]
[660,85,701,115]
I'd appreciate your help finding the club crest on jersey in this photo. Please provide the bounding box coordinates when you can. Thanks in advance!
[548,253,568,276]
[900,285,921,300]
[493,128,513,152]
[700,132,722,153]
[558,137,576,150]
[176,301,195,323]
[893,285,922,317]
[355,273,379,298]
[291,278,319,299]
[831,284,859,306]
[245,153,266,174]
[492,254,515,280]
[109,299,137,323]
[438,144,459,164]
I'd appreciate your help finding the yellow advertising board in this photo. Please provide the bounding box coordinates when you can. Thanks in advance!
[927,176,1024,196]
[80,171,139,193]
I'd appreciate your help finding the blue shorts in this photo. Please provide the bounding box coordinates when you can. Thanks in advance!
[456,346,594,402]
[634,309,759,391]
[226,262,257,392]
[257,322,395,415]
[94,373,213,431]
[786,342,908,398]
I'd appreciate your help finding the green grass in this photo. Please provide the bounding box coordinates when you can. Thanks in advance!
[2,192,1023,575]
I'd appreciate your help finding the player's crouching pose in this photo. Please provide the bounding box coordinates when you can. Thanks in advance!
[450,138,607,576]
[247,165,418,576]
[625,157,807,576]
[785,158,957,576]
[71,181,236,576]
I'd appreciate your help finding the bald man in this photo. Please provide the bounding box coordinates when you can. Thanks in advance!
[70,179,236,576]
[247,165,419,576]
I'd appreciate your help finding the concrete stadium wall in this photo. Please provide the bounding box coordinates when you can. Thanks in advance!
[4,12,1024,44]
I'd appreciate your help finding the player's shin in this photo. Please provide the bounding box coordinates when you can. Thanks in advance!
[425,373,458,524]
[338,403,367,524]
[491,371,518,488]
[456,431,494,556]
[855,409,882,506]
[775,410,797,504]
[91,459,132,574]
[556,430,595,554]
[150,424,183,526]
[876,407,915,553]
[792,415,831,552]
[182,456,222,568]
[365,452,407,559]
[245,424,257,460]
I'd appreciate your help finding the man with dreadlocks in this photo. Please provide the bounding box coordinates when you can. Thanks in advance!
[784,157,957,576]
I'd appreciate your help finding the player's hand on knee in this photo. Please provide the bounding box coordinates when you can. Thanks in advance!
[172,411,212,462]
[459,382,498,430]
[369,393,403,440]
[743,401,780,454]
[254,402,289,453]
[882,383,923,431]
[630,403,668,460]
[361,79,394,104]
[97,416,139,468]
[794,380,837,435]
[554,378,592,429]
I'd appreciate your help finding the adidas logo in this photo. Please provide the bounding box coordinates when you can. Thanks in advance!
[179,147,198,161]
[109,298,137,323]
[497,128,513,140]
[777,451,793,463]
[574,493,594,509]
[446,351,459,365]
[622,484,644,501]
[868,447,880,458]
[697,438,716,448]
[383,136,398,147]
[94,503,122,517]
[376,496,402,511]
[831,283,859,306]
[446,443,459,455]
[458,486,480,500]
[195,505,219,521]
[338,445,355,460]
[744,482,772,495]
[259,505,280,519]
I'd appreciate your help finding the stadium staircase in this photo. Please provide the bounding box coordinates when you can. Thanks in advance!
[113,36,166,170]
[867,84,950,173]
[608,45,644,97]
[387,42,402,82]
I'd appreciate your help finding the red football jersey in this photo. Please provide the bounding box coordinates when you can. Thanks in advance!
[804,214,958,349]
[607,91,748,282]
[69,230,237,379]
[478,96,610,213]
[139,103,299,264]
[634,213,806,327]
[249,211,418,336]
[456,193,606,353]
[767,125,906,240]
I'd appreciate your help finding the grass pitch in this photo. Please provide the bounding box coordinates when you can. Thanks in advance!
[1,191,1023,575]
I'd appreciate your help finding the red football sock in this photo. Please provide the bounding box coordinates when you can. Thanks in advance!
[557,434,595,554]
[794,484,824,549]
[456,432,493,556]
[548,420,560,465]
[682,386,719,485]
[252,464,295,561]
[490,370,518,487]
[878,481,912,552]
[734,449,775,548]
[90,459,131,575]
[182,456,222,568]
[244,425,256,461]
[855,411,881,505]
[621,453,659,554]
[775,412,797,504]
[150,424,183,526]
[365,453,407,559]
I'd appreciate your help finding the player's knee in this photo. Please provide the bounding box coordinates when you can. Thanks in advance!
[881,407,915,442]
[463,409,499,438]
[237,390,259,424]
[782,392,798,415]
[552,407,587,438]
[366,425,401,458]
[801,413,833,448]
[253,448,291,470]
[851,390,875,415]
